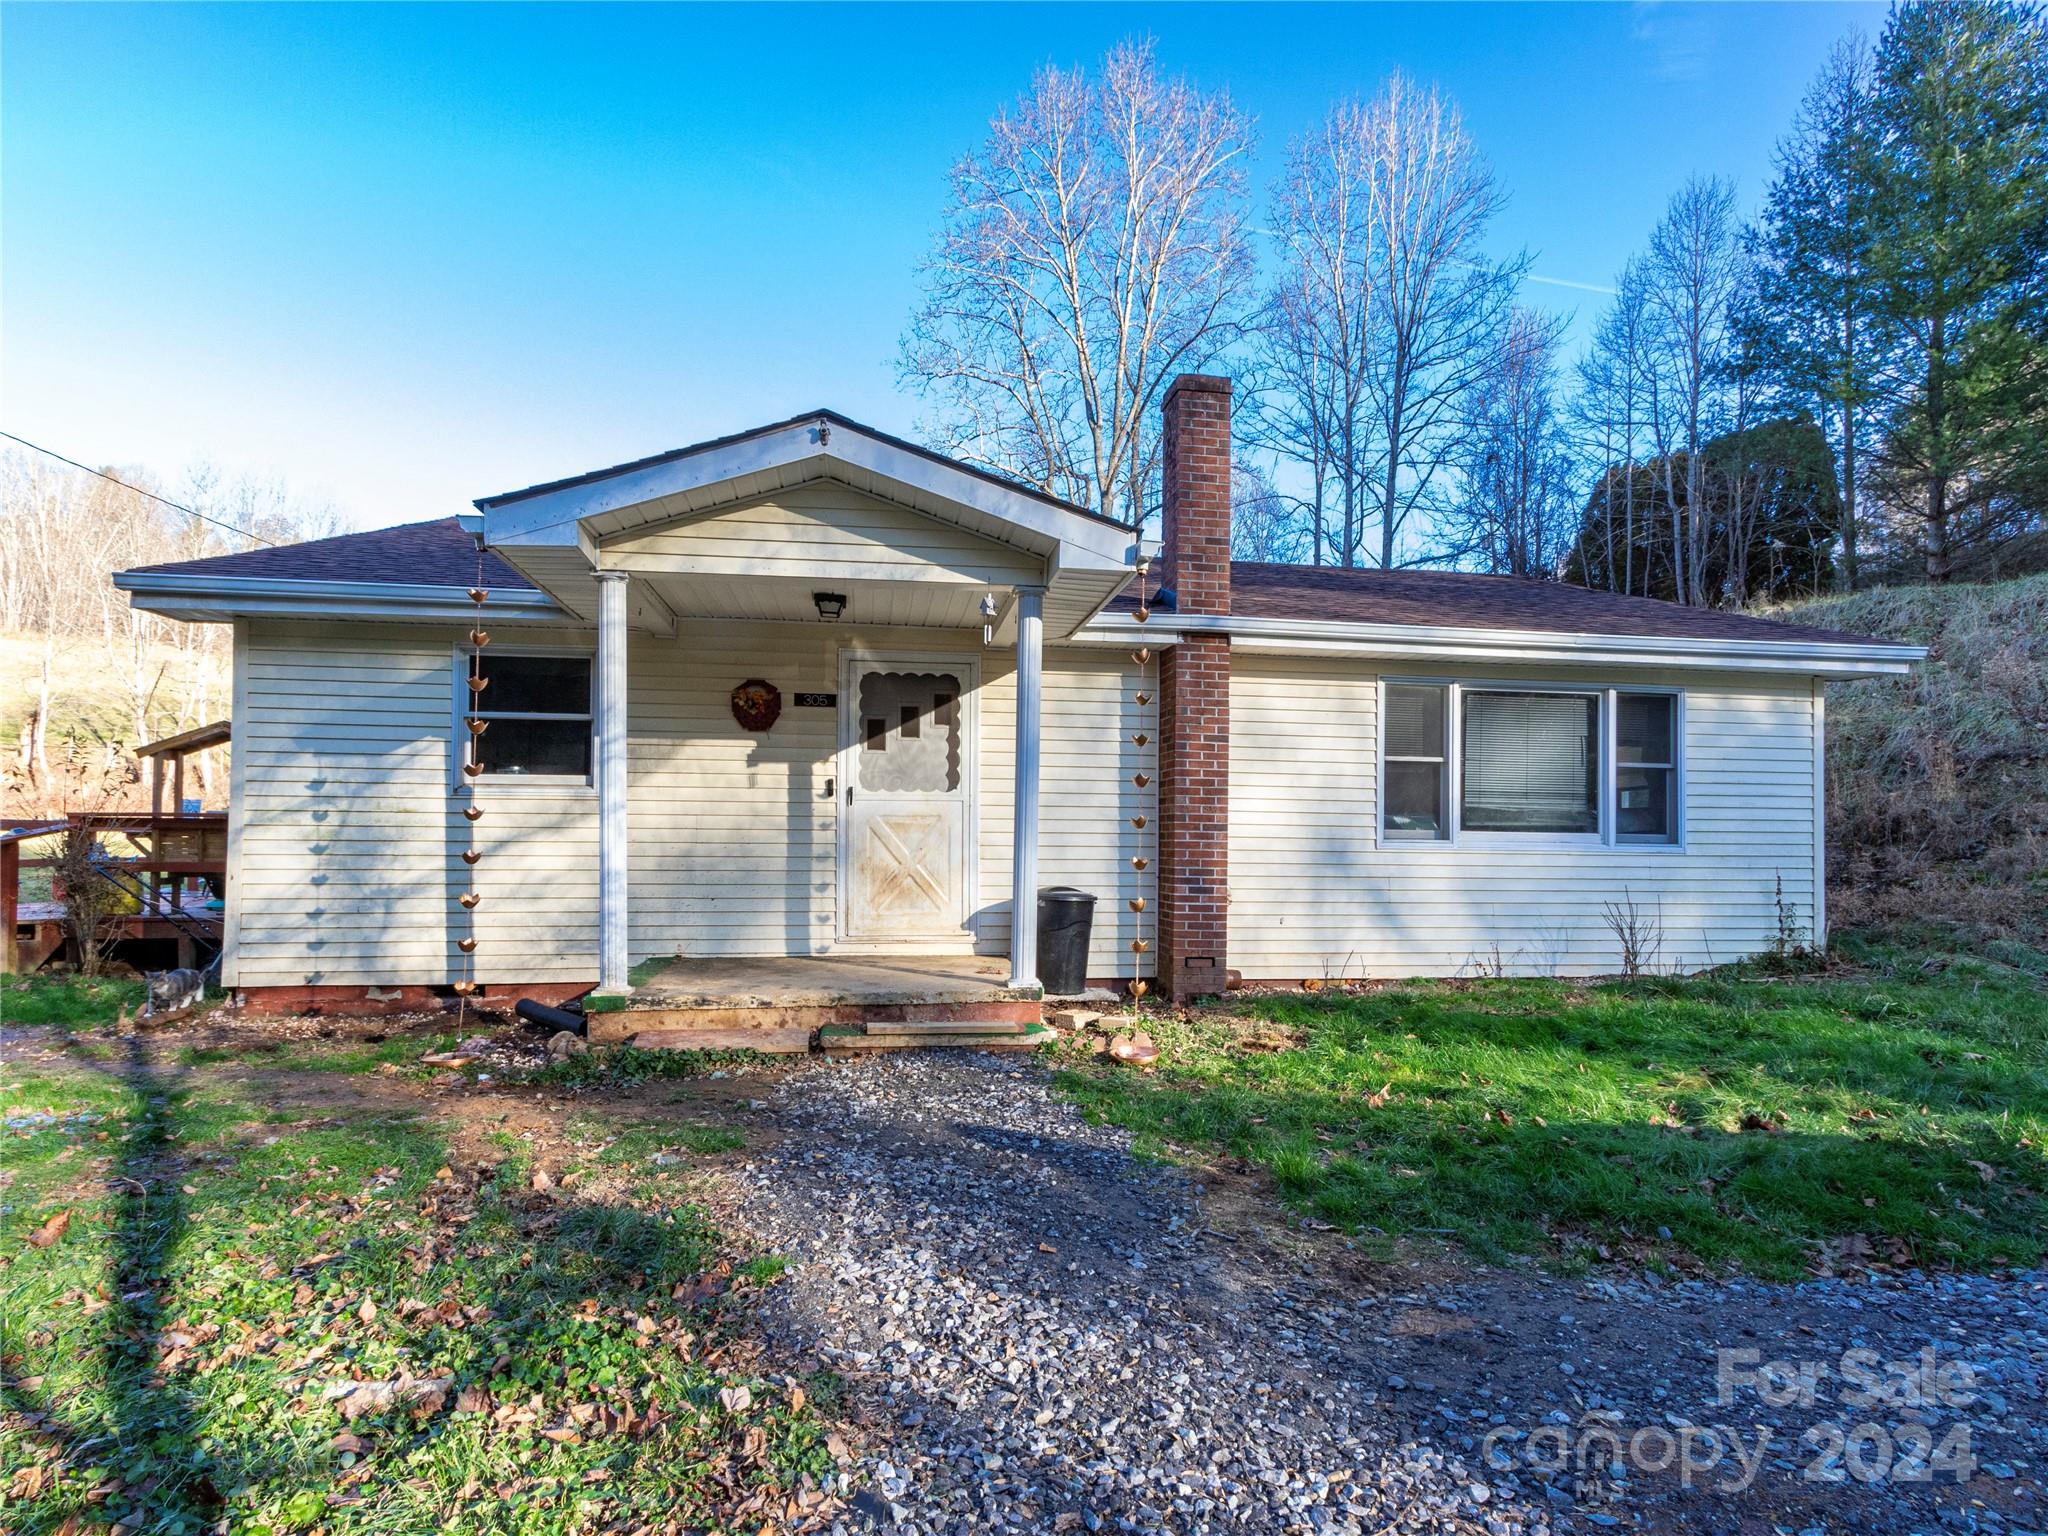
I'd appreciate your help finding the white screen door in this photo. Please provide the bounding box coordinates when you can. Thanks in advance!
[839,664,973,944]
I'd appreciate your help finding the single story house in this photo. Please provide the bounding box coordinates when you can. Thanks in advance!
[117,375,1924,1024]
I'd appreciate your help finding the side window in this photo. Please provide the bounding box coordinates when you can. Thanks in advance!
[1382,683,1450,840]
[465,653,593,779]
[1615,693,1678,843]
[1380,682,1683,847]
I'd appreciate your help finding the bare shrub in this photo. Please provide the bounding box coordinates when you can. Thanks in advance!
[1602,888,1664,978]
[58,827,127,977]
[1763,872,1820,971]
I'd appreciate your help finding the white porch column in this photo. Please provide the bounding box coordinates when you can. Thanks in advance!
[596,571,631,992]
[1008,584,1045,990]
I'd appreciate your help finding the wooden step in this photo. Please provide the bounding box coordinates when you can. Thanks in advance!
[608,1024,814,1055]
[590,997,1040,1042]
[861,1018,1032,1036]
[819,1023,1054,1053]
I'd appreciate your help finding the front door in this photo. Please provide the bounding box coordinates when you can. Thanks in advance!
[839,660,975,946]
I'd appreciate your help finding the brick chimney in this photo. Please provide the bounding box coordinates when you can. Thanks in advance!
[1157,375,1233,615]
[1155,374,1231,999]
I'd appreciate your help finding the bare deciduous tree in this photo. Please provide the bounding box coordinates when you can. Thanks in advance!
[1445,307,1575,577]
[1573,260,1654,595]
[899,41,1255,527]
[1360,74,1525,569]
[1249,99,1381,565]
[0,448,342,811]
[1229,458,1310,563]
[1642,175,1742,605]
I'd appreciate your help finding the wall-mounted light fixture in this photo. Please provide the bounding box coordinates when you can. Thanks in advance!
[813,591,847,622]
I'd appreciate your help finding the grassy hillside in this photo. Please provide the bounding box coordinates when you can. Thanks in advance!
[0,630,229,815]
[1766,575,2048,944]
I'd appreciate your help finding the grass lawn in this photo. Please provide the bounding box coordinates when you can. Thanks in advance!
[1057,934,2048,1279]
[0,975,147,1031]
[0,992,841,1536]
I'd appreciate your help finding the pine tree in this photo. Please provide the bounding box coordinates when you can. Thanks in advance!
[1867,0,2048,582]
[1746,35,1884,590]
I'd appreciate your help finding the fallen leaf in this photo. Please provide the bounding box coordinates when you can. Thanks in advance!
[719,1384,753,1413]
[357,1298,377,1324]
[8,1464,47,1498]
[1968,1160,1999,1184]
[673,1259,731,1307]
[24,1210,71,1248]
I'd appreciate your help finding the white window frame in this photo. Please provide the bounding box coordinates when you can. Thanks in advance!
[1610,687,1684,847]
[1375,677,1685,852]
[1379,681,1454,842]
[449,642,598,795]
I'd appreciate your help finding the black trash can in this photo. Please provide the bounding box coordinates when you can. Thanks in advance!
[1036,886,1098,996]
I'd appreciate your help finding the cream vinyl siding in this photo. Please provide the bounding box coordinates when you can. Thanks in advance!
[630,623,1154,977]
[230,617,1155,987]
[1229,655,1820,979]
[975,647,1158,980]
[232,620,598,988]
[601,483,1045,587]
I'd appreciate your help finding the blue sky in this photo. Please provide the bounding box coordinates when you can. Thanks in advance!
[2,2,1884,530]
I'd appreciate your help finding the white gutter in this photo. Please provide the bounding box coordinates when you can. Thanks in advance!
[115,571,573,626]
[1077,611,1925,678]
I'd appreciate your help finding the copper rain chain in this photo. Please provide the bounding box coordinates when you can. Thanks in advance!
[452,555,489,1021]
[1127,556,1152,1000]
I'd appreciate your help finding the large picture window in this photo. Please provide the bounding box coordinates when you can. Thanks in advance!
[1379,681,1680,847]
[1462,691,1600,835]
[464,652,593,779]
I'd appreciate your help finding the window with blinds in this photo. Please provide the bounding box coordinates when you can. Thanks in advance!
[1460,691,1600,835]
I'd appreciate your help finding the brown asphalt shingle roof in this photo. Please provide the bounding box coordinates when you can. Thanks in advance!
[1117,563,1893,648]
[125,517,537,590]
[127,522,1895,651]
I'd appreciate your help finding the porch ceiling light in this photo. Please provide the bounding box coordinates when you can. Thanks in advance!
[813,591,847,622]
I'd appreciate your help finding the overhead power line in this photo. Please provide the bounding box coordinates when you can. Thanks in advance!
[0,428,281,547]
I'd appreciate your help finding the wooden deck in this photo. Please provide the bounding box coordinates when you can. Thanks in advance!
[5,812,227,974]
[588,954,1047,1055]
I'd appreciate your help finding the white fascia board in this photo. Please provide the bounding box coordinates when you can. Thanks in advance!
[1076,612,1926,678]
[482,422,815,543]
[480,421,1134,570]
[115,571,573,626]
[824,435,1132,568]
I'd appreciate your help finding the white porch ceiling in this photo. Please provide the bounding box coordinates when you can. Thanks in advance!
[644,572,994,631]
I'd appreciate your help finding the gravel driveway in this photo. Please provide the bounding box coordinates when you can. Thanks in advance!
[712,1052,2045,1536]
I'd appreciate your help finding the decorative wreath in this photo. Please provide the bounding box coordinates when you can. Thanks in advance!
[730,679,782,733]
